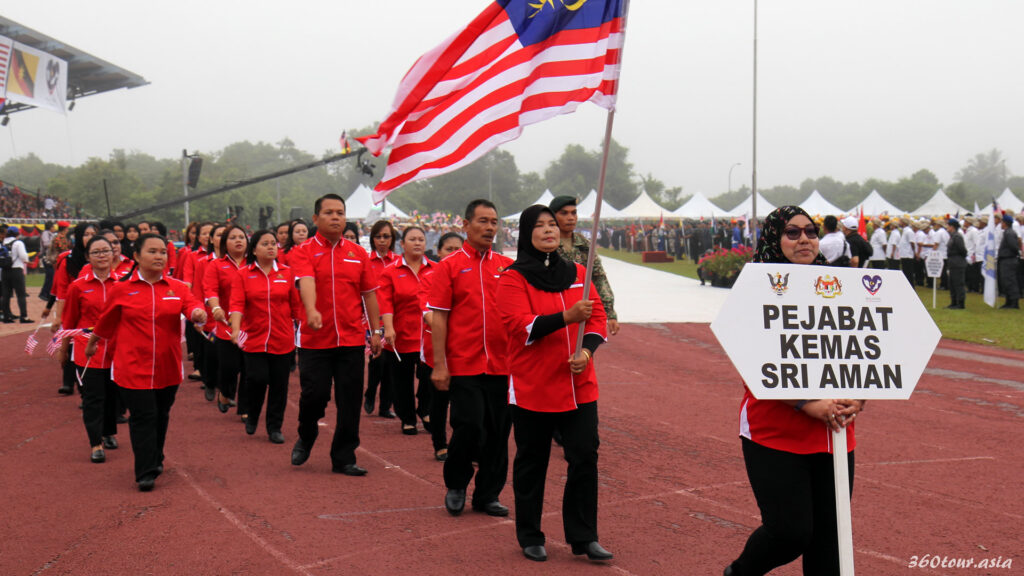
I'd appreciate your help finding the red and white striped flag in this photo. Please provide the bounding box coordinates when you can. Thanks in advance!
[358,0,627,201]
[25,333,39,355]
[236,330,248,349]
[47,328,90,357]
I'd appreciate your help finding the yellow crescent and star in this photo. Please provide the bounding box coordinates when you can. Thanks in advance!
[527,0,589,19]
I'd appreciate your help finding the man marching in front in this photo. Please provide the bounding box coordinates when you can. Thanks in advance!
[289,194,382,476]
[429,199,514,517]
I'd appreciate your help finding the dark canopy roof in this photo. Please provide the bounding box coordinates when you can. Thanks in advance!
[0,15,148,114]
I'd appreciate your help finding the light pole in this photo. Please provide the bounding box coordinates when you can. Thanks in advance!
[728,162,742,194]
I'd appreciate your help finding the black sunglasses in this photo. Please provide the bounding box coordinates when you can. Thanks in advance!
[782,224,818,240]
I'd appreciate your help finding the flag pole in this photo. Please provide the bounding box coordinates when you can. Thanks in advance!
[574,110,616,355]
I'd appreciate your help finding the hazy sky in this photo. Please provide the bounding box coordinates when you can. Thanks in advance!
[2,1,1023,199]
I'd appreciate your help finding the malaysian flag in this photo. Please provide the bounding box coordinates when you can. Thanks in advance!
[25,333,39,355]
[236,330,248,349]
[0,35,13,110]
[359,0,627,200]
[47,328,90,356]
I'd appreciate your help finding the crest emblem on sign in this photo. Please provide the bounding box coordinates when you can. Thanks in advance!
[862,275,883,295]
[766,272,789,296]
[813,275,842,298]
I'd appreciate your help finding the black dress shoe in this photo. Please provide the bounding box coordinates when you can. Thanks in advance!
[187,371,203,381]
[217,397,230,413]
[363,397,375,414]
[523,545,548,562]
[434,448,448,462]
[380,409,396,419]
[57,385,73,396]
[204,387,216,402]
[333,463,367,476]
[472,500,509,517]
[402,424,418,435]
[156,464,163,475]
[291,439,310,466]
[19,317,33,324]
[571,541,613,561]
[245,421,257,435]
[268,431,285,444]
[102,436,118,450]
[91,448,106,463]
[445,488,466,516]
[137,475,156,492]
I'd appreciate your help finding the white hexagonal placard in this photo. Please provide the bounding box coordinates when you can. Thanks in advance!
[711,263,941,400]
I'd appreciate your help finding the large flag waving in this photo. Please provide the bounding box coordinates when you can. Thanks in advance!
[982,200,1000,307]
[358,0,626,202]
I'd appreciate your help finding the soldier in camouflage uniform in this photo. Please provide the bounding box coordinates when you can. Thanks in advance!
[549,195,620,335]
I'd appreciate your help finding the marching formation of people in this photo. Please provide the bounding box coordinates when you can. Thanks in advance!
[33,194,617,563]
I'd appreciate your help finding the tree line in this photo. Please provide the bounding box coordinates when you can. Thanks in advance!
[1,133,1020,229]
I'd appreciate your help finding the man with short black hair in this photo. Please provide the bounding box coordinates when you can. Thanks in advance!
[430,199,513,517]
[290,193,383,475]
[819,216,851,266]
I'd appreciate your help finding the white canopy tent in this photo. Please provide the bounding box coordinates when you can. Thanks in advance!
[911,189,966,217]
[854,189,903,216]
[577,189,621,219]
[617,189,669,219]
[730,192,776,218]
[347,184,409,220]
[799,190,843,217]
[980,188,1024,214]
[502,189,556,221]
[671,191,730,219]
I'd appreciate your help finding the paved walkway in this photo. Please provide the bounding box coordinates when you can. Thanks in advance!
[600,254,729,323]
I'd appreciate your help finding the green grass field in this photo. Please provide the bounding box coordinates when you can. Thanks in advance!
[599,248,1024,351]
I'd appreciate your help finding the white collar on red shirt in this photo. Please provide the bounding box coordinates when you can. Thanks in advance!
[129,270,168,285]
[399,255,432,271]
[247,259,280,273]
[371,249,396,262]
[460,243,491,260]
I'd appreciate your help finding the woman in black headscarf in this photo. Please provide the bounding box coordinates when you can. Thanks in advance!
[496,205,612,563]
[725,206,864,576]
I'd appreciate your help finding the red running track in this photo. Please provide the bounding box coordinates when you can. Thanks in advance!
[0,324,1020,575]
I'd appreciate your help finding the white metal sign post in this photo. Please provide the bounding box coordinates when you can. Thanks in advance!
[925,251,944,309]
[711,263,941,575]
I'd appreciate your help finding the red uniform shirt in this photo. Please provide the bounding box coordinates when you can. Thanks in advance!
[498,265,607,412]
[290,232,378,349]
[62,272,120,369]
[173,245,191,280]
[53,251,72,301]
[377,257,435,354]
[182,247,210,296]
[204,255,244,340]
[92,273,205,390]
[229,261,304,355]
[739,391,856,455]
[427,244,513,376]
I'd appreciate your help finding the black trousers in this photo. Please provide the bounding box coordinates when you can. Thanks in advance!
[79,363,117,447]
[185,323,201,371]
[900,258,915,285]
[868,260,886,269]
[998,259,1020,301]
[886,258,900,271]
[730,438,854,576]
[214,337,245,412]
[948,263,966,307]
[512,402,599,548]
[119,385,178,482]
[244,351,291,434]
[420,364,450,452]
[297,346,364,467]
[2,267,27,319]
[201,333,217,389]
[416,361,432,422]
[387,351,420,427]
[364,354,391,414]
[444,374,511,506]
[967,261,982,292]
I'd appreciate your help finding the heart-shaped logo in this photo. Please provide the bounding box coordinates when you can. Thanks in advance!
[862,275,883,295]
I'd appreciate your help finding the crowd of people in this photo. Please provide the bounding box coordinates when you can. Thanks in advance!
[16,186,1021,573]
[0,183,78,220]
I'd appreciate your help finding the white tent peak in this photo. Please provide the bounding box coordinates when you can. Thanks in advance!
[911,189,967,217]
[730,192,776,218]
[854,189,903,216]
[617,189,669,219]
[347,184,408,220]
[800,190,843,217]
[577,189,621,219]
[672,191,729,219]
[980,188,1023,214]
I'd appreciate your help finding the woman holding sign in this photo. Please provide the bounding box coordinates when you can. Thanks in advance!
[724,206,865,576]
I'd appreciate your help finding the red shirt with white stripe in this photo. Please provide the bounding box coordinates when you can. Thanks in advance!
[53,251,72,301]
[92,273,205,390]
[203,254,244,340]
[62,272,120,369]
[229,261,304,355]
[377,256,435,354]
[498,265,607,413]
[290,232,379,349]
[739,390,856,455]
[427,244,512,376]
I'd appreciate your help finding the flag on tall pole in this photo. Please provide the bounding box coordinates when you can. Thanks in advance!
[982,199,1000,307]
[857,206,867,239]
[358,0,627,202]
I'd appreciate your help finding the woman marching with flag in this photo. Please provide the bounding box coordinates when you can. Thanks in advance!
[58,234,122,463]
[85,233,207,491]
[228,229,304,443]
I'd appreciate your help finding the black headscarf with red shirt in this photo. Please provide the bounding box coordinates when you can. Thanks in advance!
[509,205,576,293]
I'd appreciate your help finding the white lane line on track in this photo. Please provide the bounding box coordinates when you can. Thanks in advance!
[175,466,314,576]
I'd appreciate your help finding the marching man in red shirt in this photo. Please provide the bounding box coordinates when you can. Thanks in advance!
[429,199,513,517]
[85,234,207,492]
[289,194,382,476]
